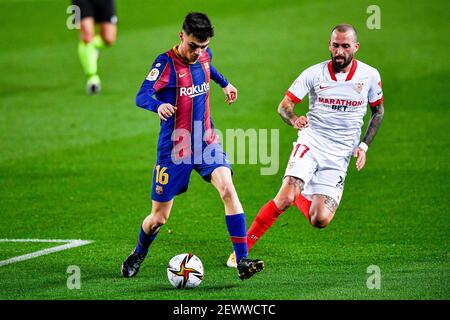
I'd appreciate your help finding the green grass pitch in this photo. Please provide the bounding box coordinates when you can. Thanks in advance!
[0,0,448,300]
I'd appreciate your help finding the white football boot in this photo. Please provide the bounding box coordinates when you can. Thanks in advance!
[226,252,237,268]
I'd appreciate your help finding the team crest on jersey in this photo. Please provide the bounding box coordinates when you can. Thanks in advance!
[203,62,210,71]
[354,82,364,93]
[156,185,164,195]
[146,68,160,81]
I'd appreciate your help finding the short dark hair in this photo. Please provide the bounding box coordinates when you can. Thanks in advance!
[182,12,214,42]
[331,24,358,41]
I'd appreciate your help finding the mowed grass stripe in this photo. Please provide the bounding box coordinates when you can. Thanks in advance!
[0,0,448,299]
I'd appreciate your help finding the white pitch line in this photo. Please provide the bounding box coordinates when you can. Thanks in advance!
[0,239,87,243]
[0,239,93,267]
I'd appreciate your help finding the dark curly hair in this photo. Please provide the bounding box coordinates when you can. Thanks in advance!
[182,12,214,42]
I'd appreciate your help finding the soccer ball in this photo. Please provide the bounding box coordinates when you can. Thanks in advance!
[167,253,204,289]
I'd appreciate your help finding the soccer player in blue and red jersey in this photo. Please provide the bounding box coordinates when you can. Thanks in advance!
[121,12,264,280]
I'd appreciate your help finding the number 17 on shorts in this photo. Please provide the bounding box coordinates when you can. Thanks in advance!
[284,143,317,185]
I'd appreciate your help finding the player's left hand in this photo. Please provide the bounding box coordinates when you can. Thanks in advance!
[223,83,237,105]
[353,147,366,171]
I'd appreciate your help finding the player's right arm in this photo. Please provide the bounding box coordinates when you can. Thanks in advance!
[136,55,176,121]
[279,65,315,129]
[277,95,309,130]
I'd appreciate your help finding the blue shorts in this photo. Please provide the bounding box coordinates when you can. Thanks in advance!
[151,144,233,202]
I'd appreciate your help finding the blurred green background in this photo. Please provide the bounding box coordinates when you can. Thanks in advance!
[0,0,448,299]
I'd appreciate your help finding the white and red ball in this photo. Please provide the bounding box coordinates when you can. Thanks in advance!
[167,253,204,289]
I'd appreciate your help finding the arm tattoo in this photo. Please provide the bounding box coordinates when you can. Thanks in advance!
[278,97,297,126]
[363,103,384,146]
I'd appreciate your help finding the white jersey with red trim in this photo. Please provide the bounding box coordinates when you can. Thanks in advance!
[287,59,383,156]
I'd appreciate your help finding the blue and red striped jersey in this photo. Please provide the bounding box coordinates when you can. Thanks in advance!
[136,47,229,163]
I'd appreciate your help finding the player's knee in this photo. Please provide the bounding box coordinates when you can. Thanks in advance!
[309,208,333,229]
[81,32,94,44]
[149,219,166,232]
[148,215,168,229]
[309,207,334,229]
[311,218,330,229]
[101,34,116,46]
[218,182,236,202]
[276,194,296,211]
[143,215,166,235]
[80,24,94,43]
[276,177,303,211]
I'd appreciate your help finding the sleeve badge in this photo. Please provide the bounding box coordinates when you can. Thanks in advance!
[146,68,160,81]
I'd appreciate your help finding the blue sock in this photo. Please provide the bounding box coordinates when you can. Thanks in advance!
[225,213,248,263]
[135,227,159,256]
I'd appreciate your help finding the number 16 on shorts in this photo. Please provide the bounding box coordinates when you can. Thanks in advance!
[153,165,169,198]
[155,165,169,185]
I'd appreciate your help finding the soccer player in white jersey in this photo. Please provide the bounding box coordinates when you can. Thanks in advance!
[227,24,384,268]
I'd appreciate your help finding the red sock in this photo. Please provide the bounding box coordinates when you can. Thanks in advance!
[247,200,284,251]
[293,194,311,222]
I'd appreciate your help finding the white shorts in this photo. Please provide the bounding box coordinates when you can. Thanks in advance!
[284,134,351,205]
